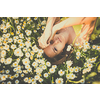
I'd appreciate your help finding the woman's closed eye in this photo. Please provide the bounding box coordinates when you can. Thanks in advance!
[54,47,58,53]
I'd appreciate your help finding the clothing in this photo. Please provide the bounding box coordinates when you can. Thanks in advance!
[60,17,82,35]
[60,17,97,45]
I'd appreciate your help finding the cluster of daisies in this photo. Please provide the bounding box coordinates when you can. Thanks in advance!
[0,17,100,84]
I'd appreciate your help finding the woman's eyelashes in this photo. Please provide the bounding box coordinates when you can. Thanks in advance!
[54,47,58,53]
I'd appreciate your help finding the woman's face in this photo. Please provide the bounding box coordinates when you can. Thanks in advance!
[44,34,66,58]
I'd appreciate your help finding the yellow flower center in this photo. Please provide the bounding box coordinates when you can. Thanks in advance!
[58,80,61,83]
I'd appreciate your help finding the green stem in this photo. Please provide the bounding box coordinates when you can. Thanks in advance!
[0,29,3,33]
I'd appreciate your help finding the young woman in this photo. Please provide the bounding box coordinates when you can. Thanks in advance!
[38,17,97,64]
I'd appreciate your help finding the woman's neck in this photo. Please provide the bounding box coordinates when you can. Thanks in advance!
[58,26,76,45]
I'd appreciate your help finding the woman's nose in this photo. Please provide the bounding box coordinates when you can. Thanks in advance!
[54,40,59,44]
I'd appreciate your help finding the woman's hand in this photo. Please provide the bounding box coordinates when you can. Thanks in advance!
[47,25,58,43]
[38,29,51,49]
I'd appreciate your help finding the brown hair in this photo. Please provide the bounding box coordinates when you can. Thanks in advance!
[43,44,72,65]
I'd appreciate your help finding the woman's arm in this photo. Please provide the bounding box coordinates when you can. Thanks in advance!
[38,17,57,48]
[53,17,97,35]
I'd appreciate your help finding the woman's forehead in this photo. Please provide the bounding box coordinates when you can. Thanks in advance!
[44,45,56,58]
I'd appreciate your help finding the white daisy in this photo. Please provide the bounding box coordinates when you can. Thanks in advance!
[86,68,91,72]
[66,45,72,51]
[27,67,32,72]
[28,79,32,84]
[13,36,19,40]
[42,26,45,30]
[6,58,12,65]
[80,79,85,84]
[8,38,13,43]
[13,68,18,72]
[74,67,79,73]
[23,47,27,52]
[34,75,40,80]
[0,42,2,46]
[13,62,18,67]
[87,63,93,68]
[17,66,21,70]
[39,78,43,83]
[7,81,11,84]
[4,45,9,50]
[66,60,73,66]
[6,70,10,74]
[49,68,55,73]
[1,58,5,63]
[25,41,31,48]
[82,48,87,52]
[25,64,30,69]
[58,69,65,76]
[92,45,97,49]
[1,50,6,57]
[6,33,10,38]
[91,57,96,63]
[76,56,80,60]
[17,25,21,30]
[78,45,83,49]
[55,78,63,84]
[21,73,24,77]
[2,34,6,38]
[15,20,19,24]
[6,22,11,28]
[40,59,45,64]
[70,74,76,79]
[41,20,46,24]
[32,61,38,67]
[52,65,57,69]
[66,74,71,79]
[19,33,24,39]
[34,30,37,33]
[18,70,22,73]
[17,39,23,43]
[23,70,28,74]
[36,67,43,73]
[97,46,100,50]
[69,67,74,72]
[34,17,38,20]
[75,42,80,46]
[27,17,31,21]
[22,58,30,65]
[11,44,16,49]
[3,29,7,33]
[16,58,20,63]
[44,73,48,78]
[25,52,31,58]
[26,30,32,36]
[14,73,19,78]
[19,43,24,48]
[46,61,51,67]
[1,74,7,81]
[82,69,87,74]
[42,65,47,70]
[76,51,81,56]
[15,79,19,84]
[0,37,4,42]
[14,48,22,57]
[37,52,42,58]
[24,77,28,83]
